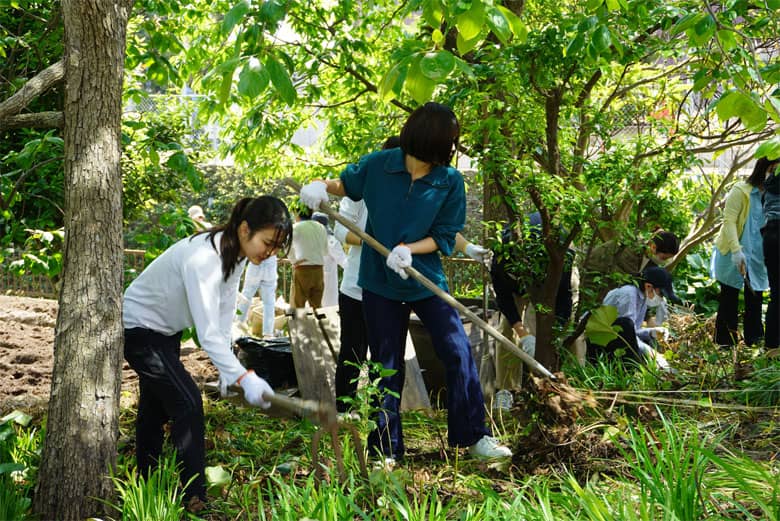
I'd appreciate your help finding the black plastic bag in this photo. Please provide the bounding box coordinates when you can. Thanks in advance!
[235,337,297,390]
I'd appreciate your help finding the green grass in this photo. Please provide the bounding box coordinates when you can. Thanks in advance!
[5,345,780,520]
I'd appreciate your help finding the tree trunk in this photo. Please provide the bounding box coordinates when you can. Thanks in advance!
[33,0,130,519]
[530,245,565,372]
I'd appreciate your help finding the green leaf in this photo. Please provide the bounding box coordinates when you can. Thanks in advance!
[456,31,482,56]
[486,7,511,45]
[716,91,767,131]
[419,50,456,80]
[756,137,780,161]
[605,0,620,11]
[456,0,485,41]
[405,57,437,105]
[671,12,703,36]
[423,0,445,28]
[585,305,621,347]
[497,6,527,43]
[0,463,25,475]
[565,33,585,57]
[586,0,603,12]
[1,410,32,426]
[689,14,715,46]
[265,56,296,106]
[378,61,407,102]
[768,0,780,8]
[223,0,250,35]
[716,29,738,51]
[591,25,612,55]
[237,58,270,98]
[206,465,232,489]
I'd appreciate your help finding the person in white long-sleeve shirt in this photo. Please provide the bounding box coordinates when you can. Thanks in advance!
[237,255,279,337]
[123,196,292,510]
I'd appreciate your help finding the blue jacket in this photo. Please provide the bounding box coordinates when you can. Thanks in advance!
[340,147,465,302]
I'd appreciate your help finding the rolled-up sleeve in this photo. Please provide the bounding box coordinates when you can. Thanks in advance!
[428,176,465,256]
[339,158,369,203]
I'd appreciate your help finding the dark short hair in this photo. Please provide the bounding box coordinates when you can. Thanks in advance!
[382,136,401,150]
[399,102,460,166]
[748,156,778,188]
[651,230,679,255]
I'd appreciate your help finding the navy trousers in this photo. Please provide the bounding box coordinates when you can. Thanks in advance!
[362,290,489,460]
[124,328,206,502]
[334,292,370,412]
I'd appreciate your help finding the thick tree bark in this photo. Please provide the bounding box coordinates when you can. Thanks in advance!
[33,0,130,519]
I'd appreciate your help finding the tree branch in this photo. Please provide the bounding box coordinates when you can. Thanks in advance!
[0,59,64,121]
[0,111,63,130]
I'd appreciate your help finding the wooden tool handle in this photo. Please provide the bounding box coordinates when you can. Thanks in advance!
[283,178,556,380]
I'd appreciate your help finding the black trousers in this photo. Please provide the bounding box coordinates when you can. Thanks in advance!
[334,292,370,413]
[124,328,206,502]
[714,283,764,347]
[586,316,642,366]
[763,220,780,348]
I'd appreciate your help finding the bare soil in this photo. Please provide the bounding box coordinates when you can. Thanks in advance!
[0,294,217,415]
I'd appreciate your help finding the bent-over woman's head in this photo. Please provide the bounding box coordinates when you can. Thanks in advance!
[400,102,460,167]
[748,156,780,188]
[203,196,292,281]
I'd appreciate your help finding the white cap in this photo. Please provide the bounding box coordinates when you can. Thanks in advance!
[188,205,205,220]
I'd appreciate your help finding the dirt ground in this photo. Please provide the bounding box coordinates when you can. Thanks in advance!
[0,294,218,415]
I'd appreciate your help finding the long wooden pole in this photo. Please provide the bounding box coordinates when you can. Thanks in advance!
[283,178,556,380]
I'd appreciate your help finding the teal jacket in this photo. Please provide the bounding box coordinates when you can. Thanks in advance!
[340,147,465,302]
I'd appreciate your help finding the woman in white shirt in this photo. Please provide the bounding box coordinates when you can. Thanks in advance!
[123,196,292,510]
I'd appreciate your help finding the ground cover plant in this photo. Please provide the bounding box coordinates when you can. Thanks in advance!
[1,307,778,520]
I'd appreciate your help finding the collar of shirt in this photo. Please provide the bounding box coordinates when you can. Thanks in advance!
[383,150,451,188]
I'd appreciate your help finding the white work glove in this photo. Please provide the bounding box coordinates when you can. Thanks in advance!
[650,326,671,342]
[300,180,329,211]
[519,334,536,358]
[386,244,412,280]
[465,243,493,266]
[239,371,273,409]
[731,249,747,276]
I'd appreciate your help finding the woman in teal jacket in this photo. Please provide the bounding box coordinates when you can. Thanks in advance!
[299,103,511,465]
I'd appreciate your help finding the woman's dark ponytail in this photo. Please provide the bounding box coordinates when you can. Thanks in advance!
[195,196,292,281]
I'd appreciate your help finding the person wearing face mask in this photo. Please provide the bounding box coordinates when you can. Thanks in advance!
[585,266,679,371]
[580,230,680,310]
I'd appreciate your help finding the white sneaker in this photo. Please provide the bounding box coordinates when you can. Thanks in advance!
[372,456,396,470]
[493,389,513,410]
[469,435,513,459]
[336,411,361,422]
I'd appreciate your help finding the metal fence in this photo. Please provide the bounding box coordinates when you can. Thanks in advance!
[1,251,486,301]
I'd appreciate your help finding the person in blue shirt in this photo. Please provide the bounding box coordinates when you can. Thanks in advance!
[761,157,780,349]
[299,103,511,465]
